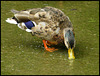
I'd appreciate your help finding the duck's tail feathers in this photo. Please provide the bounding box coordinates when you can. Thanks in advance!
[6,18,17,24]
[11,9,19,14]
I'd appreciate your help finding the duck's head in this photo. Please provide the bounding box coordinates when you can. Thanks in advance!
[63,28,75,59]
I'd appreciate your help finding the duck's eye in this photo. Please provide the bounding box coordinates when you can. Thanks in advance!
[66,41,69,44]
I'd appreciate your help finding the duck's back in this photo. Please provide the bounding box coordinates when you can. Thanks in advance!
[12,6,72,29]
[30,6,73,29]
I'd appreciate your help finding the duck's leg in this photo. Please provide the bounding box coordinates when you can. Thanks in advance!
[42,40,58,52]
[46,40,58,46]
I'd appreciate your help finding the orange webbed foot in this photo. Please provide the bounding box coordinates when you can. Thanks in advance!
[45,47,58,52]
[42,40,58,52]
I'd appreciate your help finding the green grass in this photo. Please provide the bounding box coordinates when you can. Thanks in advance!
[1,1,99,75]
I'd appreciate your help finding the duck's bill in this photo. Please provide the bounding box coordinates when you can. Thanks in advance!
[68,48,75,59]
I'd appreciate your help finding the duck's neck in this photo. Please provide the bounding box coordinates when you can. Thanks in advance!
[53,34,64,44]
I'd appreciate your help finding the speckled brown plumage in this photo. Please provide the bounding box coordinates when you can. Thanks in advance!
[10,6,74,44]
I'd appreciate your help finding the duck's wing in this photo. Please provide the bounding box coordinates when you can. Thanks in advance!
[6,7,54,33]
[6,6,73,33]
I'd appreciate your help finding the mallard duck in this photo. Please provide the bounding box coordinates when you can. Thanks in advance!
[6,6,75,59]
